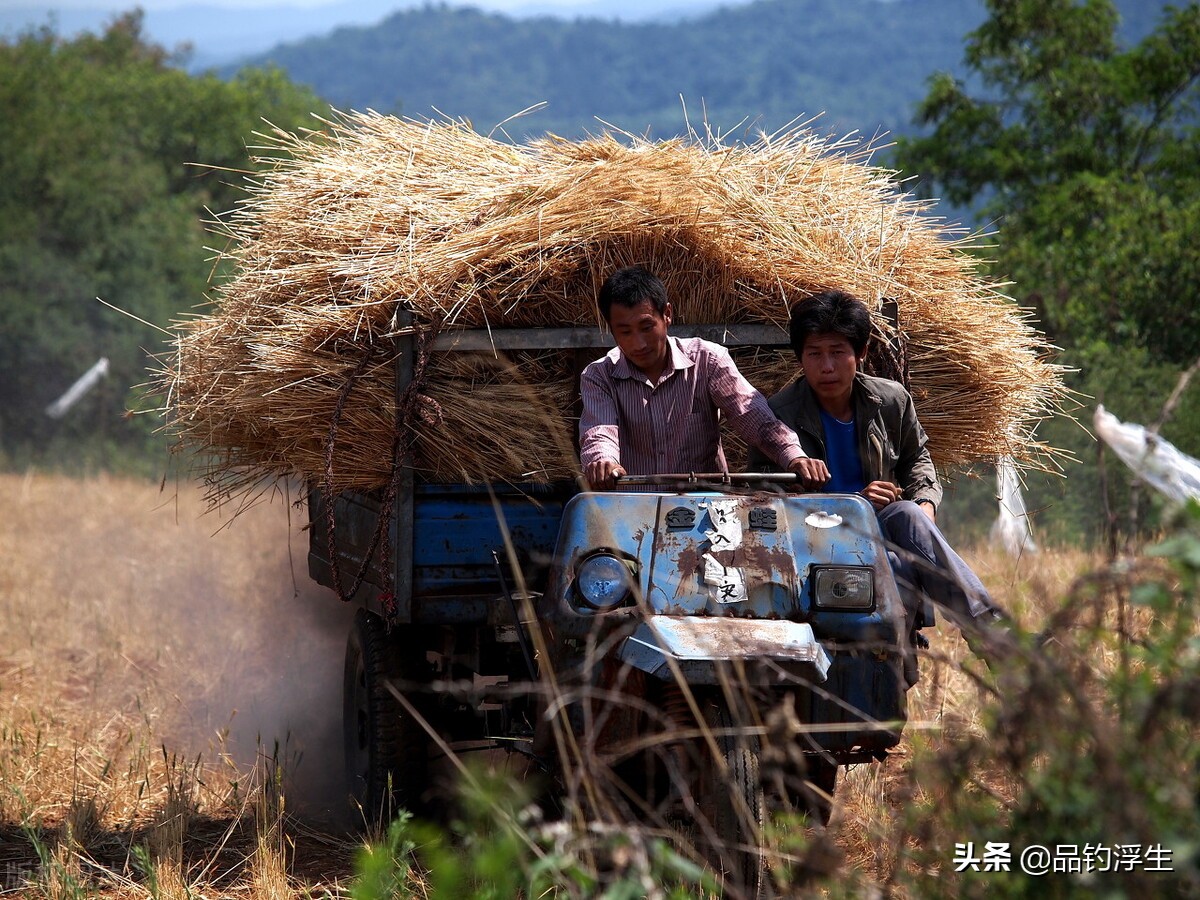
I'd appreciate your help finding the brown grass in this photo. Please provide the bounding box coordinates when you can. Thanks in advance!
[828,543,1098,885]
[0,469,1103,897]
[0,471,359,897]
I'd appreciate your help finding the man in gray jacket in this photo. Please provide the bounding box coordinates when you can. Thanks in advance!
[749,290,1007,652]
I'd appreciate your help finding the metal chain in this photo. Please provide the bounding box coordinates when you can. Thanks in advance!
[322,325,439,608]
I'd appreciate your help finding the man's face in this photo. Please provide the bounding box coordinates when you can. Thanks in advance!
[610,299,672,378]
[800,332,864,411]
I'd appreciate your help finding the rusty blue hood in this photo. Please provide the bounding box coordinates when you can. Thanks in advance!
[544,490,903,645]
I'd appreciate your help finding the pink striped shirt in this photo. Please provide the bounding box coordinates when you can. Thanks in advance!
[579,337,804,475]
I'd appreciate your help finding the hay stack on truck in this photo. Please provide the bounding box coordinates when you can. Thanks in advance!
[161,112,1066,894]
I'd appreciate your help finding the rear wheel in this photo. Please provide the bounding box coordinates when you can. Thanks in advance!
[343,608,429,826]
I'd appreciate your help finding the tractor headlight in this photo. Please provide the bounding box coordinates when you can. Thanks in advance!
[812,566,875,611]
[575,553,635,611]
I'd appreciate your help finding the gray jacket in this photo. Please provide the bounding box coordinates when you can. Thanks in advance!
[748,372,943,509]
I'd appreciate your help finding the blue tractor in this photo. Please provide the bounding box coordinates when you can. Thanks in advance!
[307,321,926,894]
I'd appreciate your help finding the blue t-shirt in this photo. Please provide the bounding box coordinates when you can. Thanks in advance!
[819,409,865,493]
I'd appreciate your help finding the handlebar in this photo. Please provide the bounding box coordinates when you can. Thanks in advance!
[612,472,799,486]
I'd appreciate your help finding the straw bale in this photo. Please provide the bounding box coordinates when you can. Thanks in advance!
[159,110,1068,497]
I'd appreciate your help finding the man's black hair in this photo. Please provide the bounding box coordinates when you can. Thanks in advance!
[789,289,872,359]
[597,265,669,322]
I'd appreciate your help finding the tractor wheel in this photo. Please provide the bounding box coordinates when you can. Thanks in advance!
[695,700,767,898]
[343,608,429,826]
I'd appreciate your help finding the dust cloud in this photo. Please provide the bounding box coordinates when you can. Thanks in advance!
[6,473,444,831]
[210,571,358,826]
[146,485,360,828]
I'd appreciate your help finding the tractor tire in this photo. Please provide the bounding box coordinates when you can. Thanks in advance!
[343,608,429,827]
[696,700,767,898]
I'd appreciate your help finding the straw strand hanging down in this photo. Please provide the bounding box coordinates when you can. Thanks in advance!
[156,110,1069,502]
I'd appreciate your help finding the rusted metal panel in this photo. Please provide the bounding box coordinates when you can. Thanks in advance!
[546,491,662,592]
[791,494,904,644]
[542,490,905,652]
[648,495,802,618]
[618,616,831,684]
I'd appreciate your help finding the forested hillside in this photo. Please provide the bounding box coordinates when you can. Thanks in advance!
[237,0,1170,141]
[239,0,983,139]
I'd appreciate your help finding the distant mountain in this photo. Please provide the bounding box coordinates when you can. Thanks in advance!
[0,1,739,70]
[233,0,988,141]
[4,0,1171,133]
[225,0,1172,143]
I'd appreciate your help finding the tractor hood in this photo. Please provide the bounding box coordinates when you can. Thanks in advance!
[543,491,904,647]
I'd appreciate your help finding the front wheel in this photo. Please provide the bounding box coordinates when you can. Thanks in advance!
[343,608,429,826]
[695,700,767,898]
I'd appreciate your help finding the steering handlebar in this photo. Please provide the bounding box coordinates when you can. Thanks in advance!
[612,472,799,486]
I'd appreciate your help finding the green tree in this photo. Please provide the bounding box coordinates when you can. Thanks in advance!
[894,0,1200,364]
[0,11,326,474]
[892,1,1200,545]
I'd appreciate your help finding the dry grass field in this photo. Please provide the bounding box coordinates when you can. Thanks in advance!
[0,471,362,896]
[0,471,1102,897]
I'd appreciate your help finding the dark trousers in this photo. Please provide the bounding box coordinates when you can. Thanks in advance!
[877,500,995,628]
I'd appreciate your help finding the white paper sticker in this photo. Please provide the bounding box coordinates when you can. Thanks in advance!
[701,552,747,603]
[703,552,727,584]
[700,500,748,603]
[713,565,747,604]
[703,499,743,550]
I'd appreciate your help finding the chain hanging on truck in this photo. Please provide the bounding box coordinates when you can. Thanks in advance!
[321,317,441,614]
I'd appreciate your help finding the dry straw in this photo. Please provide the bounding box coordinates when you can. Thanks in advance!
[160,110,1067,498]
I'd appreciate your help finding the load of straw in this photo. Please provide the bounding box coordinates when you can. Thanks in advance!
[161,110,1066,497]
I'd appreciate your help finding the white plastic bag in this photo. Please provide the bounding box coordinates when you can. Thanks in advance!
[990,455,1037,556]
[1094,404,1200,504]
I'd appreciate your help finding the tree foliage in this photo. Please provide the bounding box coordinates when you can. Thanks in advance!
[0,12,326,474]
[893,0,1200,545]
[894,0,1200,364]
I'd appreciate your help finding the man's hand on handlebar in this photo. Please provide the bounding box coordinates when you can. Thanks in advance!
[585,459,627,491]
[787,456,831,491]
